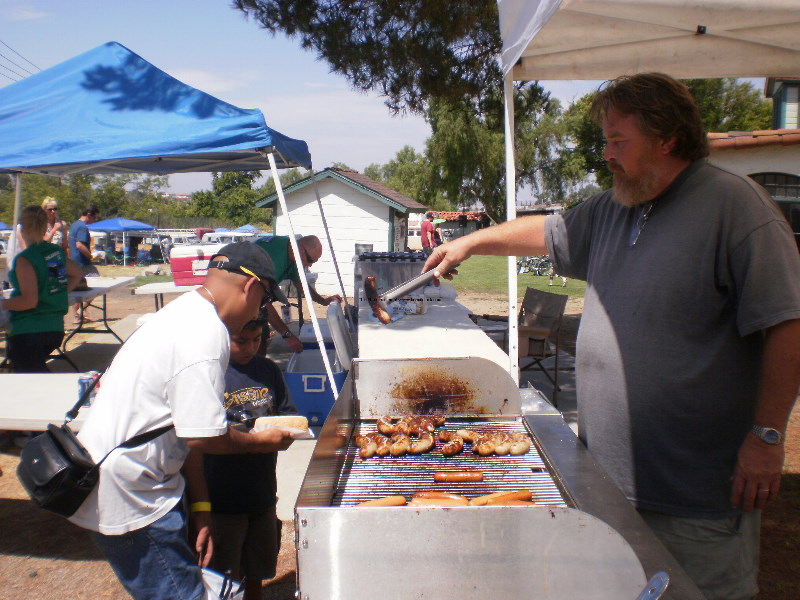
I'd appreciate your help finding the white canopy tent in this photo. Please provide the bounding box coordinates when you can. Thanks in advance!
[497,0,800,382]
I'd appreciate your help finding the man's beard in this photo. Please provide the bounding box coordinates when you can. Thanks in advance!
[610,163,662,208]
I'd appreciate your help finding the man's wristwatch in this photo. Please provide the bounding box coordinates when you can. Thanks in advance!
[750,425,784,445]
[282,331,295,339]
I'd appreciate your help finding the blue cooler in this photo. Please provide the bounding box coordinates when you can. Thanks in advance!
[285,302,354,425]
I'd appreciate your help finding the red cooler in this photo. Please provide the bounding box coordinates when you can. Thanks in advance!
[170,244,223,286]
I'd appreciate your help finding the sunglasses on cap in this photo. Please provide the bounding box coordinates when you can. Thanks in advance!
[208,259,275,308]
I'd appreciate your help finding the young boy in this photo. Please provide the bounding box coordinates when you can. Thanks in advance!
[203,319,297,600]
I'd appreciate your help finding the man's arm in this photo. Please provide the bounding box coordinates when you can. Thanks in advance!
[731,318,800,512]
[186,425,294,455]
[309,287,342,306]
[75,238,93,262]
[264,301,303,353]
[422,215,548,279]
[181,449,213,567]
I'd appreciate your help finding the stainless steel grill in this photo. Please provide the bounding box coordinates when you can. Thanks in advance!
[334,417,568,506]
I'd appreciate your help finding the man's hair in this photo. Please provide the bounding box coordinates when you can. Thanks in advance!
[82,204,99,216]
[21,205,48,239]
[241,318,268,333]
[590,73,709,161]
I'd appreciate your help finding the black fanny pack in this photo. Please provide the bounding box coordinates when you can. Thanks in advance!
[17,375,173,517]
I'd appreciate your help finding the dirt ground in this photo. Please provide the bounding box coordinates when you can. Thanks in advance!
[0,270,797,599]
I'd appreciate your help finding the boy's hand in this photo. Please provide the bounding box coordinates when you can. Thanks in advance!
[250,427,295,452]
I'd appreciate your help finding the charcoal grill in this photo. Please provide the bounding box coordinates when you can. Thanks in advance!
[293,357,704,599]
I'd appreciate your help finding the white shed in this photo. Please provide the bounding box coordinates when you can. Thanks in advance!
[257,168,427,297]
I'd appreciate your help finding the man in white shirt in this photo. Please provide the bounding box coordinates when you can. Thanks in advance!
[69,242,293,600]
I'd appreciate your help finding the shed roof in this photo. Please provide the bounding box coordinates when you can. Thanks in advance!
[708,129,800,151]
[257,167,427,213]
[434,210,490,222]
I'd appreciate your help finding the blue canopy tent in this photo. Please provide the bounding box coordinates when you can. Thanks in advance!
[0,222,10,230]
[0,42,340,396]
[235,224,261,233]
[88,217,157,265]
[0,40,311,259]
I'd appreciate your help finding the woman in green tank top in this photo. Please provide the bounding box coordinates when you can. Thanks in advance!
[1,206,82,372]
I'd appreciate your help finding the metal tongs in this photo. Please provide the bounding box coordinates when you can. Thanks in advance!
[377,263,459,308]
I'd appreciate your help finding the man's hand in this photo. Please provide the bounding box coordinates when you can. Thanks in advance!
[320,294,342,306]
[422,237,473,283]
[285,335,304,353]
[730,433,784,512]
[189,511,214,567]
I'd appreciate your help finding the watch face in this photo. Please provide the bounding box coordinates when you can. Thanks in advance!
[763,429,781,444]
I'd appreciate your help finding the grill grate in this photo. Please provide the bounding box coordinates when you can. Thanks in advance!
[333,418,569,507]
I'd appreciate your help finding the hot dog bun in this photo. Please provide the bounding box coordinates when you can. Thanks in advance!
[253,415,309,431]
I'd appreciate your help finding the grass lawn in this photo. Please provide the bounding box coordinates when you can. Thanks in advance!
[447,255,586,298]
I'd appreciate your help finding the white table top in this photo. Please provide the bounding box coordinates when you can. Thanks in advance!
[0,373,89,430]
[69,276,135,302]
[133,281,199,295]
[357,285,509,369]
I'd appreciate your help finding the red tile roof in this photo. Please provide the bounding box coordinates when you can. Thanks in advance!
[708,129,800,150]
[434,210,488,222]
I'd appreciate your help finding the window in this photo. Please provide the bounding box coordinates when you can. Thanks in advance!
[752,172,800,249]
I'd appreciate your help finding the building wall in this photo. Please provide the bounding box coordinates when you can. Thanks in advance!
[709,146,800,178]
[273,178,395,297]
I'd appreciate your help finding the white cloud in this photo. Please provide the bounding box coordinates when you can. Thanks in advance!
[168,69,240,95]
[3,5,47,21]
[241,88,430,171]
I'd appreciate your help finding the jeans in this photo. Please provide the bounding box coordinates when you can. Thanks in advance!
[90,502,205,600]
[638,509,760,600]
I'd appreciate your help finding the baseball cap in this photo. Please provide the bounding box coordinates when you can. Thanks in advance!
[209,242,288,304]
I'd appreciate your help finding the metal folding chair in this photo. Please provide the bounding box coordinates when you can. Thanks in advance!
[518,287,568,407]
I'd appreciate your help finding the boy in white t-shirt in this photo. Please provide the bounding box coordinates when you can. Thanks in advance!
[69,242,294,600]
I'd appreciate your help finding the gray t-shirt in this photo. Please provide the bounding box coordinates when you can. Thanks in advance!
[545,160,800,518]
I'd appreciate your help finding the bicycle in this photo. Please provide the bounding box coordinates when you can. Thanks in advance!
[516,255,552,276]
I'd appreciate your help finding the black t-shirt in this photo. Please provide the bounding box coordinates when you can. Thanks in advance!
[203,356,296,514]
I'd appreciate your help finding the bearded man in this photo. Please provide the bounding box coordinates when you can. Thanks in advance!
[423,73,800,600]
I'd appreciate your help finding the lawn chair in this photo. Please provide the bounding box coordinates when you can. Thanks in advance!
[518,287,568,407]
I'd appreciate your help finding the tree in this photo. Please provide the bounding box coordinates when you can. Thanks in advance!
[563,78,775,191]
[364,145,433,204]
[684,78,772,132]
[234,0,501,115]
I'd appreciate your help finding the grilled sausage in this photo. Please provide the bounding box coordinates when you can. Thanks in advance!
[485,490,533,504]
[408,497,469,507]
[472,433,496,456]
[433,471,484,483]
[356,495,407,507]
[438,429,460,442]
[509,432,531,455]
[469,490,532,506]
[486,500,535,506]
[373,434,393,457]
[492,432,512,456]
[390,434,412,457]
[358,439,378,459]
[364,276,391,324]
[456,429,478,443]
[408,432,435,454]
[442,436,464,456]
[412,492,469,503]
[376,416,397,435]
[430,415,446,428]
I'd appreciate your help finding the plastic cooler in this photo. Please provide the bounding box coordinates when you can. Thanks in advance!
[169,244,223,286]
[286,301,354,425]
[285,349,346,426]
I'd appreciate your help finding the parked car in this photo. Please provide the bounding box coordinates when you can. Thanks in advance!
[201,231,257,245]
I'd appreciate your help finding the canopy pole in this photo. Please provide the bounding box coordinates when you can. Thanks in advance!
[309,175,349,304]
[6,173,22,267]
[504,74,520,383]
[267,153,339,399]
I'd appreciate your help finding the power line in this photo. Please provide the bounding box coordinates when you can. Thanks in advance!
[0,70,19,83]
[0,50,35,76]
[0,62,22,82]
[0,38,40,71]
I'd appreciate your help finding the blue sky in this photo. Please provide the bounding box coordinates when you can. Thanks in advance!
[0,1,607,194]
[0,1,764,195]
